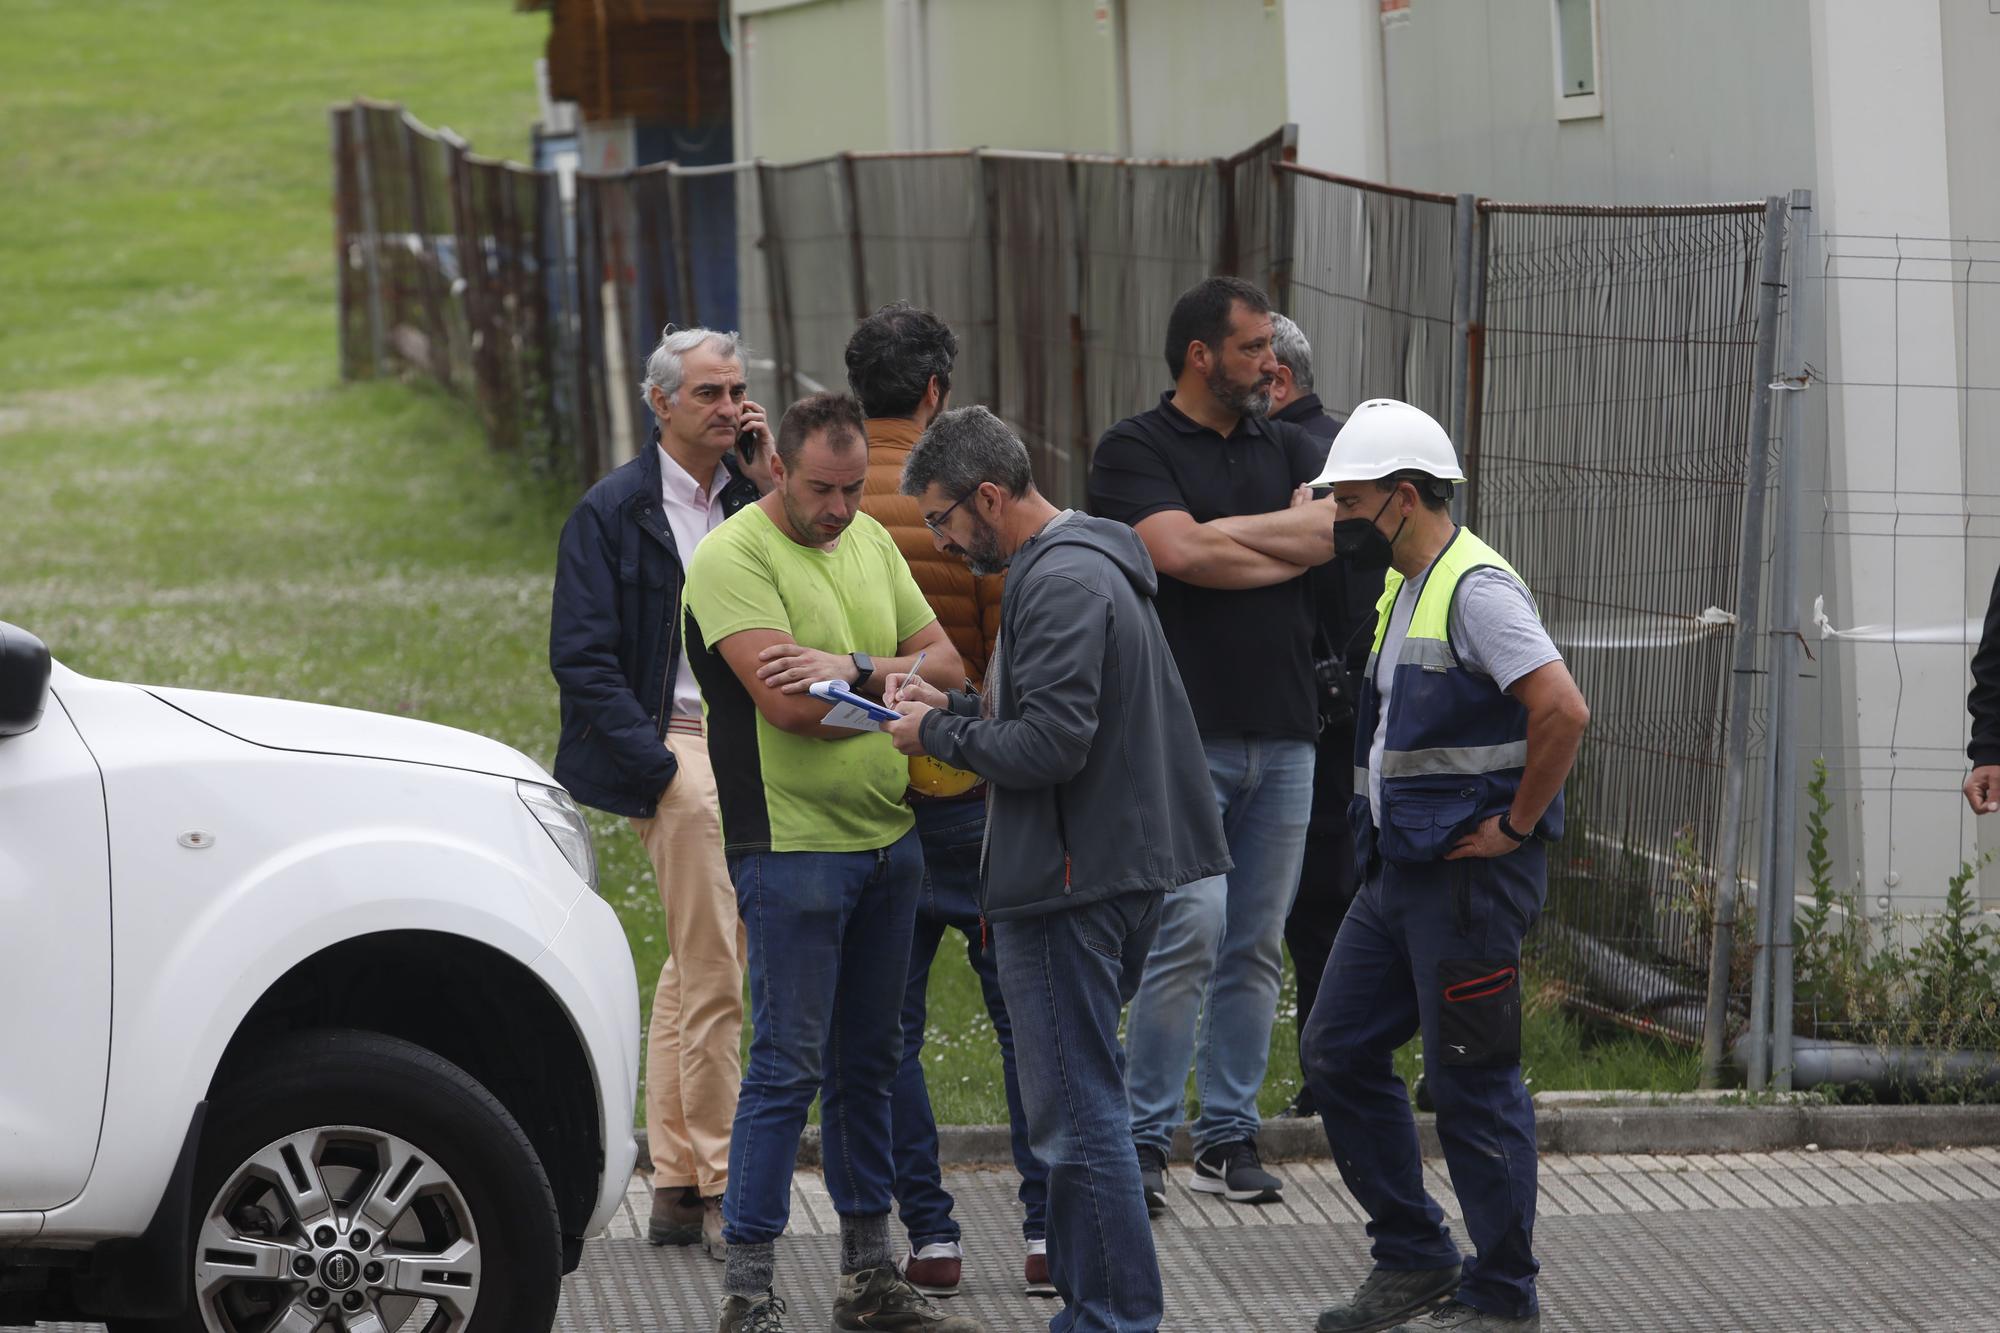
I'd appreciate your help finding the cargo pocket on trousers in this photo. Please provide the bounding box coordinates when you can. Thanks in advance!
[1436,958,1522,1068]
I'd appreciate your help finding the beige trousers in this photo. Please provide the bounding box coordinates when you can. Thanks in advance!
[629,728,744,1196]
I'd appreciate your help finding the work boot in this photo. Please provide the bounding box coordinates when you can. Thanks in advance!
[1136,1142,1168,1217]
[1191,1139,1283,1204]
[901,1240,963,1297]
[1317,1263,1462,1333]
[716,1291,789,1333]
[832,1266,986,1331]
[649,1185,704,1246]
[1392,1299,1539,1331]
[701,1194,727,1262]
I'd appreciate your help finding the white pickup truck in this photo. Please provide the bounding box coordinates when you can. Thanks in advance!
[0,621,639,1332]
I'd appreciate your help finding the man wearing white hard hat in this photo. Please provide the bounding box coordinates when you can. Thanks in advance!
[1301,399,1589,1333]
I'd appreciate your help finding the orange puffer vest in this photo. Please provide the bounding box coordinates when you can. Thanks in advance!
[861,416,1003,683]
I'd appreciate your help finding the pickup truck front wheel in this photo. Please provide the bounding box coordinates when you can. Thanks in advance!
[118,1029,562,1333]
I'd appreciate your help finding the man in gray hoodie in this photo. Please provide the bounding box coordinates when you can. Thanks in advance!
[885,406,1229,1333]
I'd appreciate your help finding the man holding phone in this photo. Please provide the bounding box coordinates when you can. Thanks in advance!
[549,326,770,1261]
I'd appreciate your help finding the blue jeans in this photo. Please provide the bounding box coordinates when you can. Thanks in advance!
[1124,736,1314,1154]
[721,830,922,1247]
[893,797,1048,1248]
[1301,843,1547,1319]
[995,891,1164,1333]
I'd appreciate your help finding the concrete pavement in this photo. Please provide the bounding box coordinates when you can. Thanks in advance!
[565,1149,2000,1331]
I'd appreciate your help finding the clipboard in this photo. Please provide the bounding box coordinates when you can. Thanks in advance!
[808,678,901,731]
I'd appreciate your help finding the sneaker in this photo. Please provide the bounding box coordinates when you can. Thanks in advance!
[1190,1140,1283,1204]
[901,1240,963,1297]
[1392,1299,1539,1331]
[1135,1142,1168,1217]
[832,1267,986,1331]
[717,1291,789,1333]
[649,1185,704,1246]
[1023,1239,1055,1298]
[701,1194,727,1262]
[1317,1264,1462,1333]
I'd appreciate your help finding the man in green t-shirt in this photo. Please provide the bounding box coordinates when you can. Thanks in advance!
[683,392,977,1333]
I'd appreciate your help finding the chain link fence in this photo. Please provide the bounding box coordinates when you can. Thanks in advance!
[334,102,1829,1078]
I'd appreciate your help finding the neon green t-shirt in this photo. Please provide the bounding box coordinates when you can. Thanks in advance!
[683,503,935,854]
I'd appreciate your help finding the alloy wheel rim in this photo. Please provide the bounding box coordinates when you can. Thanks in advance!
[194,1125,480,1333]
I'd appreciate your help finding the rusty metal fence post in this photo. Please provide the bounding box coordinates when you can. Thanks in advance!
[667,165,698,329]
[755,161,796,402]
[1449,192,1478,523]
[331,106,357,382]
[348,105,387,378]
[1064,157,1091,509]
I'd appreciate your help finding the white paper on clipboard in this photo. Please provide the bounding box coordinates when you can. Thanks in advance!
[808,679,900,732]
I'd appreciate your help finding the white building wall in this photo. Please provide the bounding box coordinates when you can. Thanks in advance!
[1369,0,1816,203]
[1120,0,1289,158]
[1279,0,1385,179]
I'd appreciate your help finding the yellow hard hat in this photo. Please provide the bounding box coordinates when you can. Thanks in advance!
[909,753,983,799]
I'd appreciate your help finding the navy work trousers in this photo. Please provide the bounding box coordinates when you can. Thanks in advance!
[1301,840,1547,1319]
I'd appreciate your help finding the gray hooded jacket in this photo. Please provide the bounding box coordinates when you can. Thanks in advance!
[918,511,1231,922]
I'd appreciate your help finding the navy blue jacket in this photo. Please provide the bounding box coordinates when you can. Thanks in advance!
[550,429,761,816]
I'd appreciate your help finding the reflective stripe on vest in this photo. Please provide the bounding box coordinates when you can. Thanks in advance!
[1379,740,1530,780]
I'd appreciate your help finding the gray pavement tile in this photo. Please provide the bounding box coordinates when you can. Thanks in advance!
[1769,1150,1869,1207]
[1631,1162,1714,1213]
[1659,1160,1746,1211]
[1824,1147,1924,1203]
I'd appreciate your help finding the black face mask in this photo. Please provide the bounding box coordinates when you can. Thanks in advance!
[1333,492,1404,572]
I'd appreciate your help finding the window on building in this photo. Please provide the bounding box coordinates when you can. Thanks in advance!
[1551,0,1603,121]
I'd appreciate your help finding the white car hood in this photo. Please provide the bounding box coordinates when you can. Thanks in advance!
[143,684,552,786]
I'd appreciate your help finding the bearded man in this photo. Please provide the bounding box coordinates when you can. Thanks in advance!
[1085,276,1342,1215]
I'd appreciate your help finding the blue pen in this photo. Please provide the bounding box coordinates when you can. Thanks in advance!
[896,650,928,707]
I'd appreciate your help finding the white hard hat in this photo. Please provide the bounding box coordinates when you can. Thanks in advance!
[1309,398,1466,487]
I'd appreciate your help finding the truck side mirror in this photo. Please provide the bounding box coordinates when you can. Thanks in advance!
[0,622,52,737]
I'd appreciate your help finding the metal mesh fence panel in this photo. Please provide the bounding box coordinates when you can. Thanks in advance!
[983,154,1081,502]
[850,152,997,412]
[1475,203,1776,1042]
[1279,167,1457,427]
[1787,230,2000,1054]
[762,158,856,399]
[1220,126,1294,293]
[1076,161,1220,485]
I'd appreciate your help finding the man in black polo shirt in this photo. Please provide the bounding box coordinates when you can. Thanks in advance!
[1089,276,1341,1213]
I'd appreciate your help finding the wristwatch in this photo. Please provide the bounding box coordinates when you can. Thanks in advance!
[850,652,875,688]
[1498,812,1532,844]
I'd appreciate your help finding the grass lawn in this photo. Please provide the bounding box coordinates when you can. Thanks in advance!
[0,0,1698,1128]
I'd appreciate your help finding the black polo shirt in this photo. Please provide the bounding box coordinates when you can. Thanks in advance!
[1087,392,1328,740]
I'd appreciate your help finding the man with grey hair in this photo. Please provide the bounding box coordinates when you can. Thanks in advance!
[1265,313,1381,1123]
[550,325,770,1260]
[884,406,1229,1333]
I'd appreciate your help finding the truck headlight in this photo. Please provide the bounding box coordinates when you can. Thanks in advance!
[517,781,598,892]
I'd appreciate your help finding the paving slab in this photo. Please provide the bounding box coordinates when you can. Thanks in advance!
[560,1150,2000,1332]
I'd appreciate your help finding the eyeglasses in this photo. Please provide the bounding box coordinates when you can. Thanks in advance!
[922,489,975,538]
